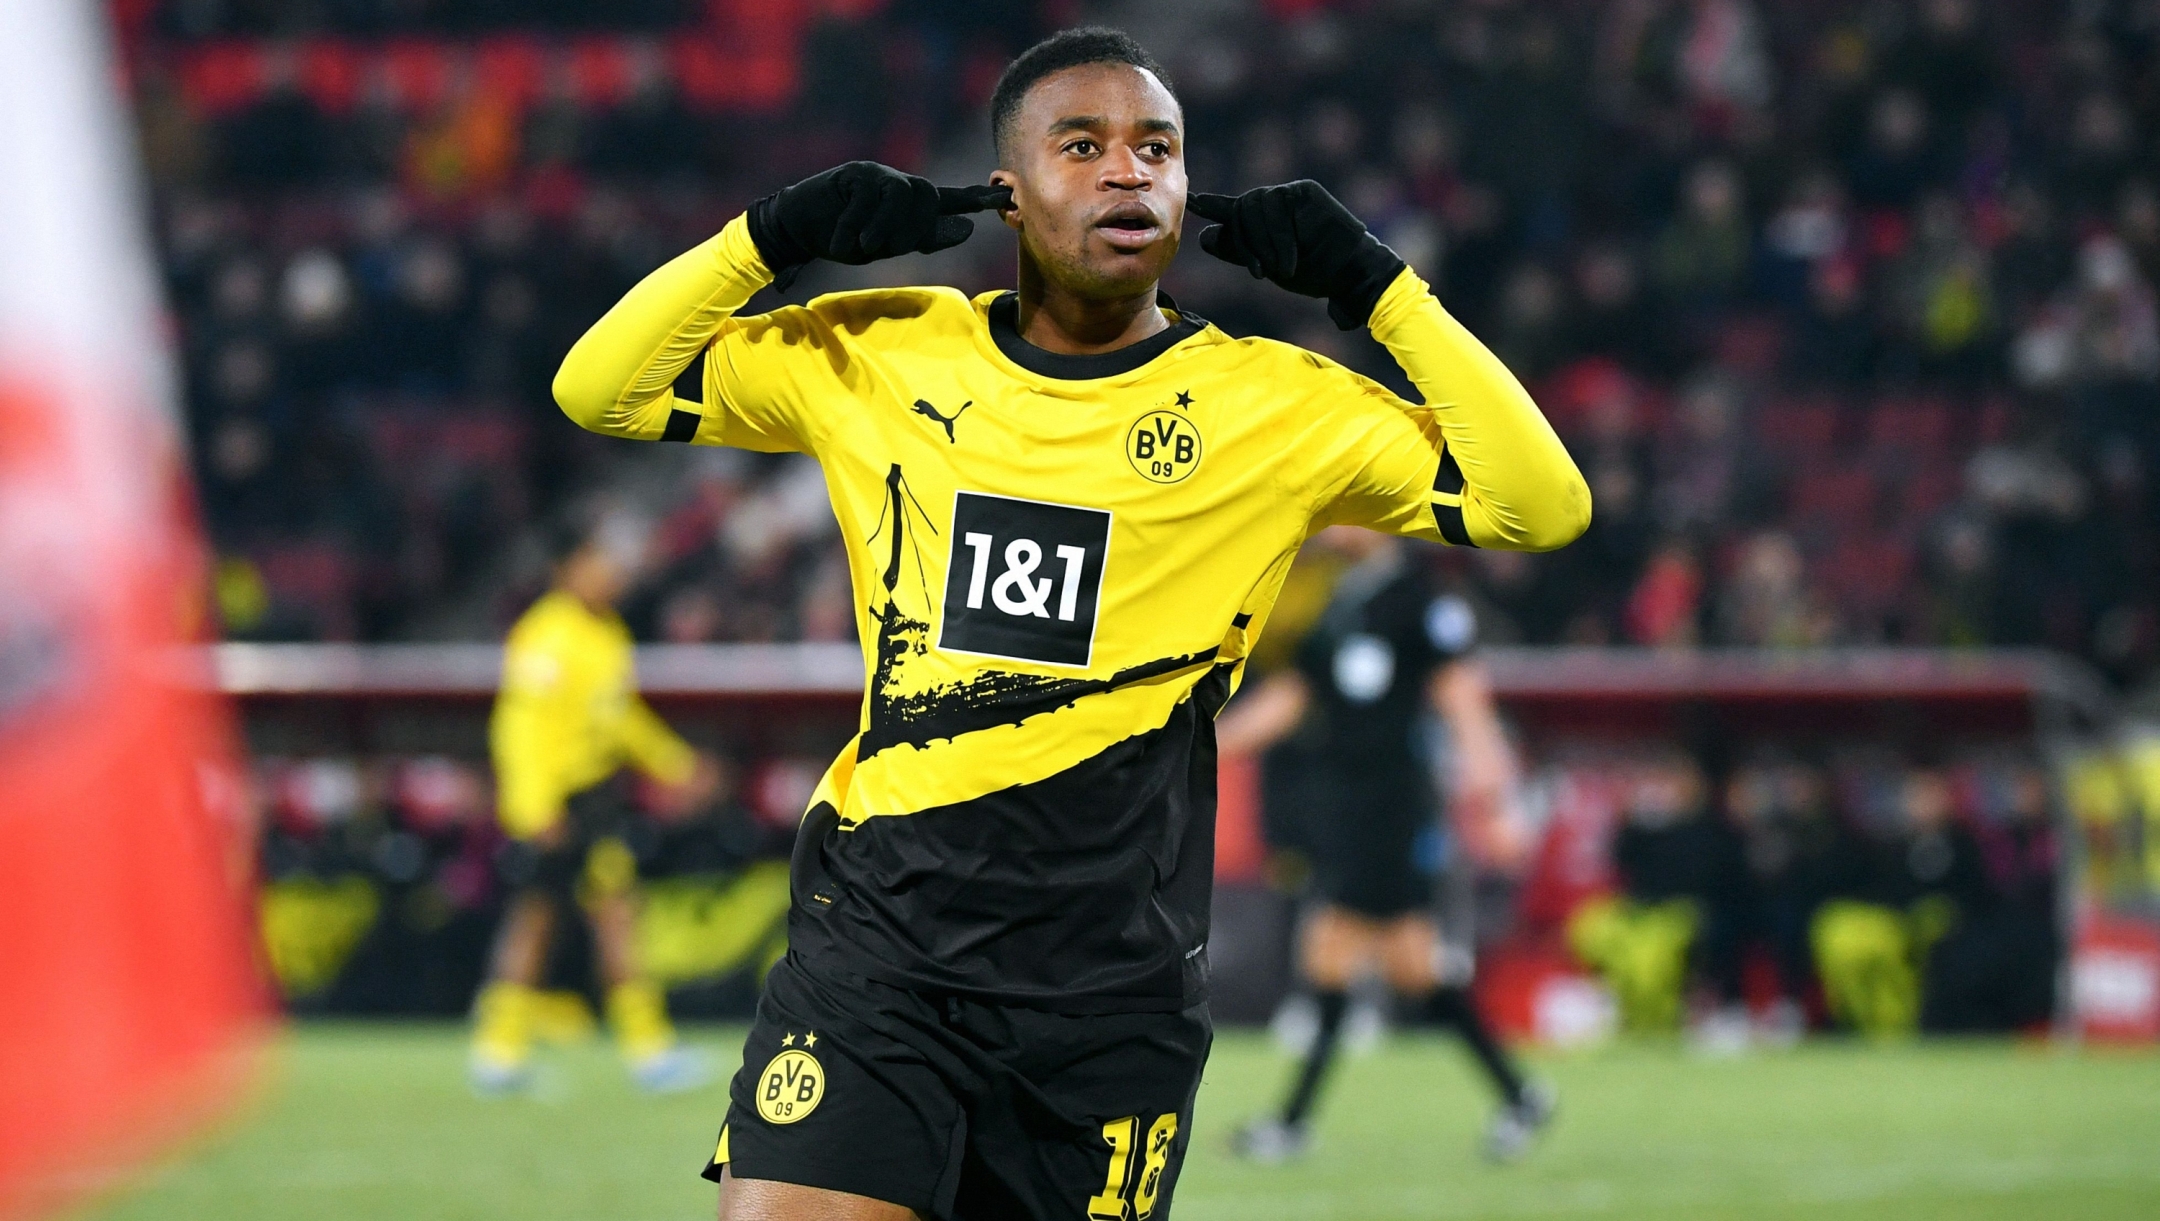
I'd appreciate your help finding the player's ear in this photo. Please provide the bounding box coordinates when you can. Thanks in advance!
[989,170,1023,231]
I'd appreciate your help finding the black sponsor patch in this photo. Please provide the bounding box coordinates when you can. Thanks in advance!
[939,491,1111,667]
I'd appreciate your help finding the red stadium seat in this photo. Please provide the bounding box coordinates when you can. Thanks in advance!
[668,38,733,112]
[1816,534,1914,618]
[1753,397,1843,454]
[297,41,363,116]
[380,40,452,113]
[1867,398,1954,454]
[1787,464,1879,527]
[176,42,267,116]
[474,37,548,114]
[1894,464,1961,523]
[568,38,636,109]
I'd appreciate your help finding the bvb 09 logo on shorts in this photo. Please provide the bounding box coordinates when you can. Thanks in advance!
[756,1049,824,1124]
[1126,409,1202,484]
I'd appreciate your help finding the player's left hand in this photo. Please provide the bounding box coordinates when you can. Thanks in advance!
[1187,181,1408,330]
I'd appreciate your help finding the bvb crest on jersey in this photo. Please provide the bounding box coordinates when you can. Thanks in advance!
[1125,392,1203,484]
[756,1044,825,1124]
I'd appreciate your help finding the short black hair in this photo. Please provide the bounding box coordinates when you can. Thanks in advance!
[544,510,598,566]
[989,27,1175,162]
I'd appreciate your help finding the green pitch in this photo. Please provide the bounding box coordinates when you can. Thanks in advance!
[88,1024,2160,1221]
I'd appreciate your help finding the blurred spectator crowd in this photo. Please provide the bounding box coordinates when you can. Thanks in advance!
[248,726,2097,1034]
[1517,741,2061,1042]
[251,748,811,1013]
[127,0,2160,692]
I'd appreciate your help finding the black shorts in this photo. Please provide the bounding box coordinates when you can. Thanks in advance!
[703,953,1210,1221]
[1314,865,1432,921]
[495,781,634,902]
[1310,776,1436,920]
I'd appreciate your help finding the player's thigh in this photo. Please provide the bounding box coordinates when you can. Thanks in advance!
[710,958,961,1215]
[495,890,557,940]
[496,823,587,908]
[1300,905,1381,988]
[1377,914,1440,994]
[717,1167,923,1221]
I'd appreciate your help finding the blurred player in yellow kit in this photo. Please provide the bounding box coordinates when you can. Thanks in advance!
[469,512,720,1095]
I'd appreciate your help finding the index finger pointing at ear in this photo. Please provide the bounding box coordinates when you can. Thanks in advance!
[1186,192,1236,222]
[937,184,1013,214]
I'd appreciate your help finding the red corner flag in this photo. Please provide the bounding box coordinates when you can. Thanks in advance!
[0,4,266,1218]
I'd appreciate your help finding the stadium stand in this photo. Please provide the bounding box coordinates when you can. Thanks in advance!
[120,0,2160,695]
[117,0,2160,1037]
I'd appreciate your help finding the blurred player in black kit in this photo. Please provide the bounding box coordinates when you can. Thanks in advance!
[1217,527,1553,1163]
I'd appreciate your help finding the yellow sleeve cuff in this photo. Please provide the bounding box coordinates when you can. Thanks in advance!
[1364,265,1431,339]
[715,211,775,284]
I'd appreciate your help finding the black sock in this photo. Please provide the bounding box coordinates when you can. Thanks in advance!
[1280,990,1348,1128]
[1428,985,1526,1107]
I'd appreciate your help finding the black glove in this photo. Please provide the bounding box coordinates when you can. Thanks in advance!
[748,161,1012,291]
[1187,181,1408,330]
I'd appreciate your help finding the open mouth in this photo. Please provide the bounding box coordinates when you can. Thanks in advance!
[1093,203,1162,250]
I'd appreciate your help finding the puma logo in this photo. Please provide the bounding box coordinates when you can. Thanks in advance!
[911,398,971,443]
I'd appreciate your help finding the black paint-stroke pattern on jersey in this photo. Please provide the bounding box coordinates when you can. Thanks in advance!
[856,463,1218,763]
[790,657,1238,1010]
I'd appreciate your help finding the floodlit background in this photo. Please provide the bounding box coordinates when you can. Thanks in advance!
[17,0,2160,1218]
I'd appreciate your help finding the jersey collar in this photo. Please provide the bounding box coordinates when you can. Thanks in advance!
[984,291,1207,381]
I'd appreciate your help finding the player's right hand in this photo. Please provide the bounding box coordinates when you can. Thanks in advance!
[749,162,1012,287]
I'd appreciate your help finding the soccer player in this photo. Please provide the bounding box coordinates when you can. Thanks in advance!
[470,512,720,1094]
[1215,526,1553,1164]
[552,26,1588,1220]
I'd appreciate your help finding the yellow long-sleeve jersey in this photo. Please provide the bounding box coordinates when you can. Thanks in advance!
[490,590,696,839]
[552,212,1588,1011]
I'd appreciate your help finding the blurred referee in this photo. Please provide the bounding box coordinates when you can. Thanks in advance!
[469,510,719,1095]
[1217,526,1553,1162]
